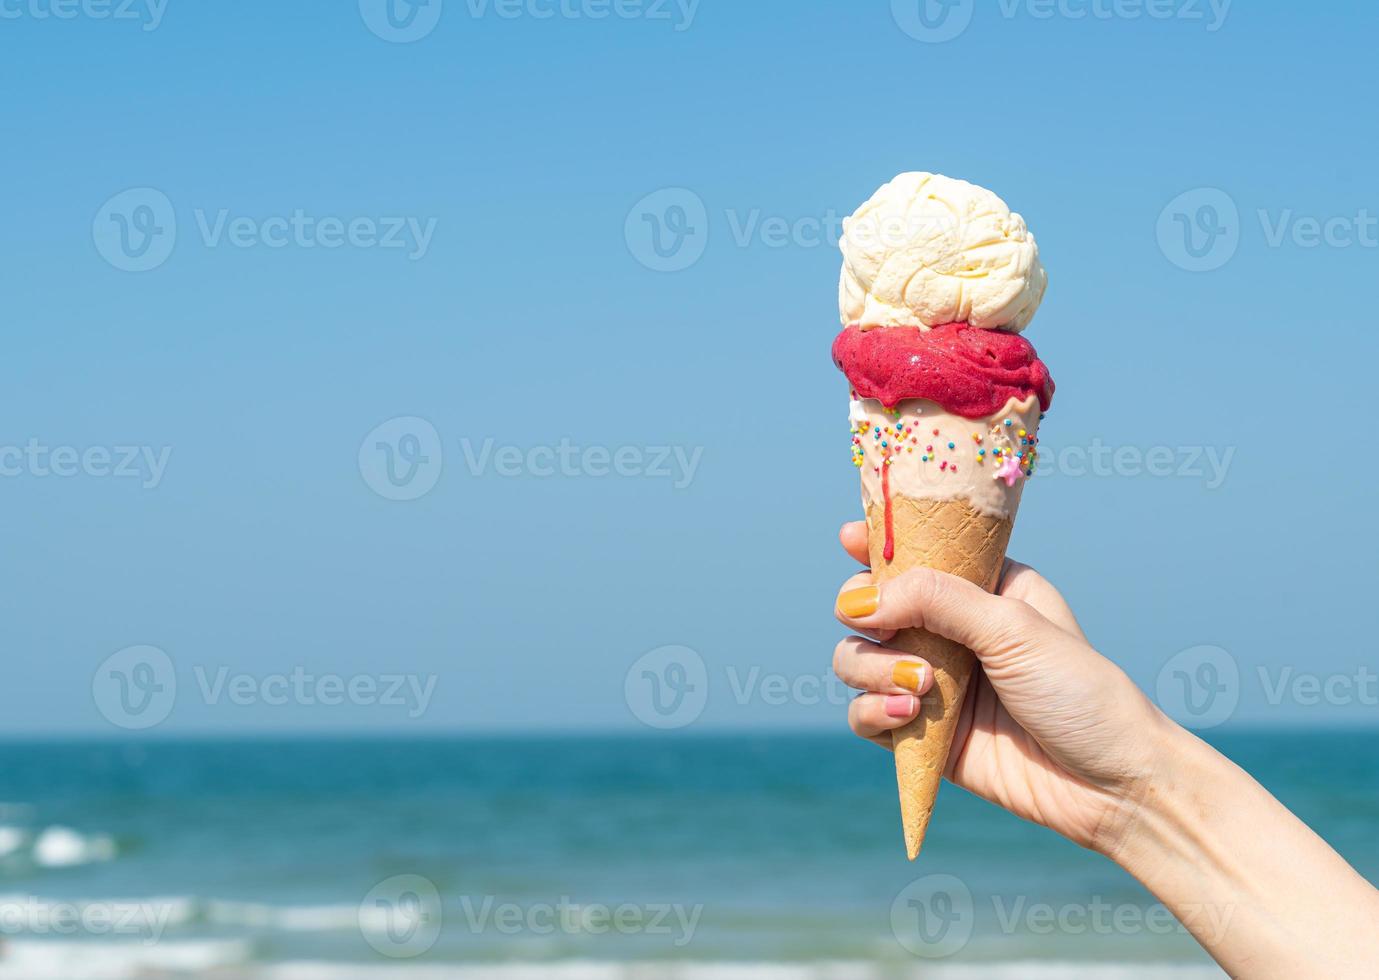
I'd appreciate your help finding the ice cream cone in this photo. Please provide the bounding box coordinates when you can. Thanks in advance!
[830,171,1053,860]
[864,494,1016,860]
[846,391,1042,859]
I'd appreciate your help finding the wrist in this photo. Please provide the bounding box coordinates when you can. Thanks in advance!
[1090,708,1208,872]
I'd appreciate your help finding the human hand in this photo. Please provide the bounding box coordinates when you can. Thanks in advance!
[832,521,1172,852]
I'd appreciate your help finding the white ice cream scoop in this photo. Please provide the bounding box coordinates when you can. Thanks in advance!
[839,171,1047,333]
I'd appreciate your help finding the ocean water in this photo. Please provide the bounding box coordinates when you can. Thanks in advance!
[0,732,1373,979]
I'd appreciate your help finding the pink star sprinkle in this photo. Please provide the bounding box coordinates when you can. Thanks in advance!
[994,456,1025,487]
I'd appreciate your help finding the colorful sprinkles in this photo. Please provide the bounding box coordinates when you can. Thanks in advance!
[849,401,1041,481]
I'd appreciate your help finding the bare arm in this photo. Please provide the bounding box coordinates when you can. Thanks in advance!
[1105,725,1379,978]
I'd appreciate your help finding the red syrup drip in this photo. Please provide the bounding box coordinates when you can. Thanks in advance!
[881,460,895,563]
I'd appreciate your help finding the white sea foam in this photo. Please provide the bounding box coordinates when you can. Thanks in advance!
[257,962,1227,980]
[0,948,1232,980]
[0,893,195,944]
[31,826,117,868]
[0,939,250,980]
[0,894,405,937]
[0,824,119,871]
[0,827,27,860]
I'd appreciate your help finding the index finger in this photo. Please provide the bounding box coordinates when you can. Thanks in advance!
[836,565,1057,661]
[839,521,870,567]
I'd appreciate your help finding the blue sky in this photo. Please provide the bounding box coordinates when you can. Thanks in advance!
[1,0,1376,734]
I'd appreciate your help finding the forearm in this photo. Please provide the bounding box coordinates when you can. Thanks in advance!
[1103,719,1379,978]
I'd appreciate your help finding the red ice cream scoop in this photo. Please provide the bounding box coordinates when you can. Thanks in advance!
[832,322,1054,419]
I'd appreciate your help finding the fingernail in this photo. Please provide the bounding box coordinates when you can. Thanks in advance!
[885,694,918,718]
[892,662,926,692]
[837,586,879,618]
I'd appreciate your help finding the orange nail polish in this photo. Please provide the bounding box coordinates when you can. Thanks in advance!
[837,586,879,619]
[893,661,925,692]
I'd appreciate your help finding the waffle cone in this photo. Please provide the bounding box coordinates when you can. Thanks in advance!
[865,494,1015,859]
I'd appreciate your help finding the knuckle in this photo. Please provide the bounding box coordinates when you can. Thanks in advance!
[991,598,1043,649]
[891,566,941,618]
[1006,559,1036,578]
